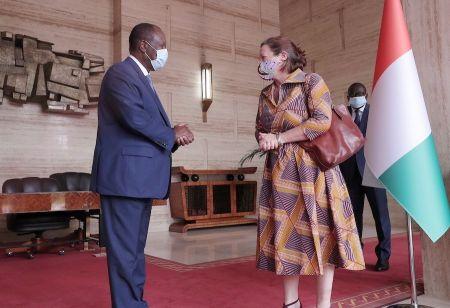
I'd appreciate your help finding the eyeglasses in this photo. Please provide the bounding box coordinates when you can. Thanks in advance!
[142,40,167,51]
[142,40,156,51]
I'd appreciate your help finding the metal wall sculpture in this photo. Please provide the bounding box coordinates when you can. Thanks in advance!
[0,31,104,115]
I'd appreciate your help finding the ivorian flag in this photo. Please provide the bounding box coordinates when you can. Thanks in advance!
[364,0,450,242]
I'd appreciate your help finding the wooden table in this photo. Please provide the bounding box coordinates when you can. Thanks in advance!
[0,192,166,215]
[0,191,100,215]
[0,191,100,251]
[0,191,167,250]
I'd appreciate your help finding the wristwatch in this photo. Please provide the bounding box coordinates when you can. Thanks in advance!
[276,133,284,146]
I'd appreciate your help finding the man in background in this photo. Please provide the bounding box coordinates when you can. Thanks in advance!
[340,82,391,272]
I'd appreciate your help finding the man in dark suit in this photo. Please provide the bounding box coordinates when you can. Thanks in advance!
[339,82,391,272]
[90,23,194,307]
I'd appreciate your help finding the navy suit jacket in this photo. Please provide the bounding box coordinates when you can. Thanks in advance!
[340,104,370,179]
[90,57,176,199]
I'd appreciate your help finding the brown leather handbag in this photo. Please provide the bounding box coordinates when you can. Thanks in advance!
[299,78,365,171]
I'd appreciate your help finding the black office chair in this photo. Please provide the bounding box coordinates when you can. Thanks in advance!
[50,172,91,192]
[50,172,94,220]
[3,177,70,258]
[50,172,100,245]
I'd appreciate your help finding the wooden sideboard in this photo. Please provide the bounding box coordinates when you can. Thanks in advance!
[169,167,258,233]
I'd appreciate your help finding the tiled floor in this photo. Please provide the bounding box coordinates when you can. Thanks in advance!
[145,224,405,265]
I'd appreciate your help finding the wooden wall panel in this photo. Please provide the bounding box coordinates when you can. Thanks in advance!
[0,0,113,234]
[262,23,281,37]
[207,140,261,169]
[343,1,383,49]
[310,0,358,18]
[171,91,237,140]
[0,1,114,66]
[172,8,234,54]
[237,94,260,139]
[153,49,202,93]
[279,0,310,31]
[204,0,260,22]
[283,12,343,60]
[0,0,113,38]
[213,55,262,96]
[261,0,280,27]
[314,46,376,104]
[0,104,97,179]
[403,0,450,301]
[0,0,279,235]
[235,18,265,59]
[173,138,209,170]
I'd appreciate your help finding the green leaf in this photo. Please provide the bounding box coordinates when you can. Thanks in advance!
[239,148,266,167]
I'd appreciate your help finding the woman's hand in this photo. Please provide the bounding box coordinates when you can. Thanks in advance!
[258,133,279,151]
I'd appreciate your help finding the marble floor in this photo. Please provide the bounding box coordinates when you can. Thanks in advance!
[145,224,405,265]
[145,225,257,265]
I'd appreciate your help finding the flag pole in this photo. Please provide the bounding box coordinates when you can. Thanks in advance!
[407,214,419,307]
[388,214,432,308]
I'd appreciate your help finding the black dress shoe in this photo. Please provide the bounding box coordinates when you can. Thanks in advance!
[375,259,390,271]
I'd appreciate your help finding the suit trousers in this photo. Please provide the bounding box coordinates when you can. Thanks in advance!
[346,171,391,261]
[100,195,152,308]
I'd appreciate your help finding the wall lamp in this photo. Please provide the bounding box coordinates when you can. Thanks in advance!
[201,62,212,123]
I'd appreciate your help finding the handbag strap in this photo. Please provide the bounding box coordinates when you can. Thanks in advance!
[300,73,312,118]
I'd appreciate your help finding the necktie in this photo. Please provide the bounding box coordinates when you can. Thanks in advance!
[146,74,155,92]
[354,109,362,126]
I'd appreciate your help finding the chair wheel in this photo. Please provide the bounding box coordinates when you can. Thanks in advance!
[6,251,13,257]
[27,252,35,259]
[58,250,65,256]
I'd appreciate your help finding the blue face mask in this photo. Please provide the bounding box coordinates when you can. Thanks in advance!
[349,96,367,109]
[143,41,168,71]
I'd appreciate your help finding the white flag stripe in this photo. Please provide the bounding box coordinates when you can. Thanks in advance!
[365,50,431,177]
[362,165,386,189]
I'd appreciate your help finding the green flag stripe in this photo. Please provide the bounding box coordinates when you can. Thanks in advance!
[379,134,450,242]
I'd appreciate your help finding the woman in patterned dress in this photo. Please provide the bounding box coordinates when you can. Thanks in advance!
[255,36,365,308]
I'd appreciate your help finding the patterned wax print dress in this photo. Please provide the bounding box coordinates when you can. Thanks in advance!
[256,69,365,275]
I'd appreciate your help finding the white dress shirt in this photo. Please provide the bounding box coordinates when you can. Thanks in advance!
[129,55,149,76]
[129,55,156,91]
